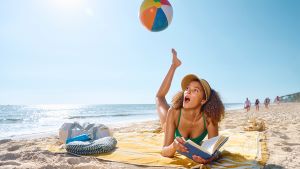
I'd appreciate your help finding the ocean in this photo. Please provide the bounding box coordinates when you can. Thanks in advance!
[0,103,243,139]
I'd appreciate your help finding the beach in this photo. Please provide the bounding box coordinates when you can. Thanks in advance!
[0,103,300,169]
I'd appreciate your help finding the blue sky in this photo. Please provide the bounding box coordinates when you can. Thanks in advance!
[0,0,299,104]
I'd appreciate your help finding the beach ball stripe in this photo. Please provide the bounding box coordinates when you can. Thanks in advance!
[140,7,157,31]
[161,5,173,24]
[152,8,168,31]
[139,0,173,32]
[160,0,171,6]
[140,0,157,12]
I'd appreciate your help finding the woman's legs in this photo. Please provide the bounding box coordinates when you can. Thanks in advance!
[155,49,181,128]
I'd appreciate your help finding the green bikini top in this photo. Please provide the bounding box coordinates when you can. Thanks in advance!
[175,109,208,145]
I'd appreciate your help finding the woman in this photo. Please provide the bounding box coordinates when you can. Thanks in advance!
[264,97,270,109]
[156,49,225,164]
[255,99,260,111]
[244,98,251,112]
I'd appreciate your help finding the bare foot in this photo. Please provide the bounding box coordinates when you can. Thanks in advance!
[172,48,181,68]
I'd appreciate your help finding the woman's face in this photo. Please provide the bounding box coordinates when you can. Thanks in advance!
[183,81,206,109]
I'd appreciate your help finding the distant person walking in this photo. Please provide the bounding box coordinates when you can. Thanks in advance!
[275,96,280,104]
[264,97,270,109]
[244,98,251,112]
[255,99,260,111]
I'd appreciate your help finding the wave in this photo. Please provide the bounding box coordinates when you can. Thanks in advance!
[0,118,23,123]
[67,113,147,119]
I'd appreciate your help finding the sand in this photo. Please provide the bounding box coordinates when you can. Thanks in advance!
[0,103,300,169]
[219,103,300,169]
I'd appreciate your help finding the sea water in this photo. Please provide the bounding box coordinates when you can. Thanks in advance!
[0,103,243,139]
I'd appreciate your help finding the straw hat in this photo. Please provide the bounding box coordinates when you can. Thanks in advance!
[181,74,211,102]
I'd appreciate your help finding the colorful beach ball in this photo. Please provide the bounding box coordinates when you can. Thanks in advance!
[139,0,173,32]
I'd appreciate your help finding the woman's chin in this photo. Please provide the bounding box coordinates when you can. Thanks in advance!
[183,102,200,109]
[183,103,192,109]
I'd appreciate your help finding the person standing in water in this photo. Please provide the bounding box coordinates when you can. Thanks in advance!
[155,49,224,164]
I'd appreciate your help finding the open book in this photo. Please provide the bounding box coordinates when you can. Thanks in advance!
[178,135,229,160]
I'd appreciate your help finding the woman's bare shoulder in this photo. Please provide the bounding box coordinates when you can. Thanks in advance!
[167,107,180,121]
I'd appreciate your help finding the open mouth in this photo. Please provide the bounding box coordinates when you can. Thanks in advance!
[184,96,190,103]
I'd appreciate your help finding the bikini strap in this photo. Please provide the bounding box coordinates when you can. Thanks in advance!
[177,109,182,127]
[202,112,206,129]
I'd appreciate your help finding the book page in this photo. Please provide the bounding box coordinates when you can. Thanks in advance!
[184,136,229,156]
[186,140,211,154]
[201,135,221,154]
[213,136,229,153]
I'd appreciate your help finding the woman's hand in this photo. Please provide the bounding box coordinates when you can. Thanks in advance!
[192,152,220,164]
[173,137,188,153]
[171,48,181,68]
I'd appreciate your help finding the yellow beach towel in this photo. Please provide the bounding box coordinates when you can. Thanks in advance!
[47,129,268,168]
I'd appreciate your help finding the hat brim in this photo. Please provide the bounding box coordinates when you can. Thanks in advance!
[181,74,200,91]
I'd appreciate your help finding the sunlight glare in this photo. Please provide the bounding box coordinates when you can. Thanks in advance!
[51,0,83,10]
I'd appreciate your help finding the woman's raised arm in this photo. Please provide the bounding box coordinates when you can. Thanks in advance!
[156,49,181,127]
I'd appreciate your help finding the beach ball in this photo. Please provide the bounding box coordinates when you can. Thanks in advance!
[139,0,173,32]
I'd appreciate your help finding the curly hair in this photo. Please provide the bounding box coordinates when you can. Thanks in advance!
[171,89,224,125]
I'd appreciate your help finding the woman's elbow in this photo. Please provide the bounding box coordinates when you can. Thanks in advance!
[161,147,175,158]
[161,151,174,158]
